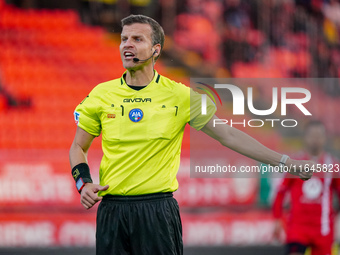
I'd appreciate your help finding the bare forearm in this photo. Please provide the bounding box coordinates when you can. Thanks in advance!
[221,127,283,166]
[201,116,313,180]
[69,142,88,168]
[69,127,95,168]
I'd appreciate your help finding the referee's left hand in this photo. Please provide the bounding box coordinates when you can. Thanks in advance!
[287,159,314,181]
[80,183,109,209]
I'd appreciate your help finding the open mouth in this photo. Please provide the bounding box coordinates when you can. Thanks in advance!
[124,52,135,60]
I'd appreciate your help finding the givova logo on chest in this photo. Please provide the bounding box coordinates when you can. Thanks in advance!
[123,98,151,103]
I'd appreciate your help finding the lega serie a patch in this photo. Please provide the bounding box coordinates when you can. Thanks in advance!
[129,108,143,122]
[74,111,80,125]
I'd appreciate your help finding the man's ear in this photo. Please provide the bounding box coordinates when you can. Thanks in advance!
[153,44,161,57]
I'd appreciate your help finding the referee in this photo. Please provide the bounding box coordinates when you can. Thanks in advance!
[69,14,314,255]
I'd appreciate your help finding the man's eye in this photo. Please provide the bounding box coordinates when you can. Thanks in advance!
[135,38,141,42]
[122,38,127,42]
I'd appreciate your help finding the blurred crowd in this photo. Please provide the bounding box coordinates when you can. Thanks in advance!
[174,0,340,79]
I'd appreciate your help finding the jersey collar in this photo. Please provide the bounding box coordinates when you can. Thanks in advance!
[120,70,161,88]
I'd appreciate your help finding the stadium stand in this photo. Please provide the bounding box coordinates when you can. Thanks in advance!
[0,2,122,149]
[0,0,339,254]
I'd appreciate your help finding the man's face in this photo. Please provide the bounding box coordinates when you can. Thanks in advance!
[304,125,326,155]
[120,23,154,69]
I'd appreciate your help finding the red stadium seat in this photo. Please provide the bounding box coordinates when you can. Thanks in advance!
[0,2,137,149]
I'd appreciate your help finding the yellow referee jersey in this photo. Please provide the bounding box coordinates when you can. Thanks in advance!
[74,70,216,196]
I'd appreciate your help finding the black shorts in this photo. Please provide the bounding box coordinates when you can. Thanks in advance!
[286,242,307,254]
[96,192,183,255]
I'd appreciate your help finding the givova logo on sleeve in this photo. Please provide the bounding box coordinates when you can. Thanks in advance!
[129,108,143,122]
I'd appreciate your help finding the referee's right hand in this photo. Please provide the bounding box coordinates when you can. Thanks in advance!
[80,183,109,209]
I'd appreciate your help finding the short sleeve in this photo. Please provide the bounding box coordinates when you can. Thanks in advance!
[74,91,102,137]
[189,88,216,130]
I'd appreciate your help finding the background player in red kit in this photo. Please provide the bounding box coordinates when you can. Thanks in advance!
[273,120,340,255]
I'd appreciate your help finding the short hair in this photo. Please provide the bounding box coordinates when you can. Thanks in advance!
[304,120,325,133]
[121,15,164,61]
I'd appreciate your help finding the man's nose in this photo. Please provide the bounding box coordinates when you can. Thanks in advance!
[124,38,134,48]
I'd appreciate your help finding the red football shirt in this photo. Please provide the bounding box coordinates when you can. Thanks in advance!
[273,152,340,237]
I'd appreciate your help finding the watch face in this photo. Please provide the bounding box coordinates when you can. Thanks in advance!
[76,178,84,191]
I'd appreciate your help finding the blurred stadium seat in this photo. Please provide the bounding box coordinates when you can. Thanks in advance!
[0,0,339,254]
[0,1,126,149]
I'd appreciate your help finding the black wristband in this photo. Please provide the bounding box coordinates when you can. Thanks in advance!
[72,163,93,193]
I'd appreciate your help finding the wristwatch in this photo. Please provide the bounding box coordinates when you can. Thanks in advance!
[76,178,86,193]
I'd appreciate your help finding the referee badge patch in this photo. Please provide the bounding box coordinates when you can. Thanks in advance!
[129,108,143,122]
